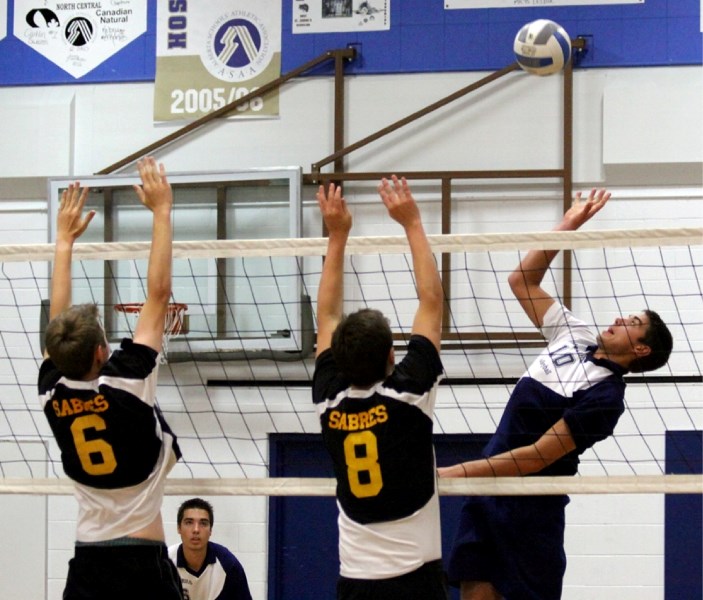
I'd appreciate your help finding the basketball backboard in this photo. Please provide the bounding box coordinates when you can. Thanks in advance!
[47,167,307,356]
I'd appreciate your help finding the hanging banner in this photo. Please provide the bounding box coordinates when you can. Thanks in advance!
[12,1,146,79]
[292,0,389,34]
[446,0,641,7]
[154,0,281,122]
[0,0,6,41]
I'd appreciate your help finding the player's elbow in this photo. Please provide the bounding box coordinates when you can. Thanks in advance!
[508,269,526,295]
[509,271,538,305]
[418,296,443,327]
[418,281,444,308]
[148,281,172,305]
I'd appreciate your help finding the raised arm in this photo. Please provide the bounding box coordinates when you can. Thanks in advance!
[315,182,352,357]
[49,182,96,321]
[508,188,610,328]
[378,176,442,351]
[439,418,577,478]
[131,157,173,353]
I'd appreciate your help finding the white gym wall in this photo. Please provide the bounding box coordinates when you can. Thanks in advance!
[0,64,700,599]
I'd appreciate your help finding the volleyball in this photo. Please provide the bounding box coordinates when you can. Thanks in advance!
[513,19,571,76]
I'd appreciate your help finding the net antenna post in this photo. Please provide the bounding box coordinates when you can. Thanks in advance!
[114,302,188,362]
[572,35,590,67]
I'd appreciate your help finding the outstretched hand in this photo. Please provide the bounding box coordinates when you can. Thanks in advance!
[562,188,610,231]
[317,182,352,236]
[437,466,452,478]
[57,182,95,244]
[134,156,172,214]
[378,175,421,229]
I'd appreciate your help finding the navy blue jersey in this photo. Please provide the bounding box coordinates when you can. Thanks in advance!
[448,303,627,598]
[484,302,626,476]
[169,541,253,600]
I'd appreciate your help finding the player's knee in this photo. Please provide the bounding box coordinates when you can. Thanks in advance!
[461,580,502,600]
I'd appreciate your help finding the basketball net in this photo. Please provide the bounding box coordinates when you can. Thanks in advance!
[113,302,188,363]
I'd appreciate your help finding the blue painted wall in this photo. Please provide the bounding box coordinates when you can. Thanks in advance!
[268,432,491,600]
[665,430,702,600]
[270,429,703,600]
[0,0,700,86]
[282,0,702,75]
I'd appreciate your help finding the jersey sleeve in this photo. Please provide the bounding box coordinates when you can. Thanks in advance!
[102,338,158,379]
[389,335,444,396]
[563,379,626,453]
[313,336,444,407]
[100,339,160,408]
[220,560,253,600]
[38,358,61,396]
[540,302,596,347]
[211,542,253,600]
[312,348,346,405]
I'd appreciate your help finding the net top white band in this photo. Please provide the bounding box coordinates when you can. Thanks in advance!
[0,475,701,496]
[0,227,700,262]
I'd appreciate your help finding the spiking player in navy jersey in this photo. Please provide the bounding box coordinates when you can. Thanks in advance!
[169,498,253,600]
[440,189,673,600]
[313,176,448,600]
[39,157,184,600]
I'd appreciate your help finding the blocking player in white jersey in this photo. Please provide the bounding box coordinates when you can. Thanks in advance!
[169,498,253,600]
[39,157,184,599]
[313,176,448,600]
[439,189,673,600]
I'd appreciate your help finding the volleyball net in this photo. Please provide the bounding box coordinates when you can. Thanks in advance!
[0,227,701,496]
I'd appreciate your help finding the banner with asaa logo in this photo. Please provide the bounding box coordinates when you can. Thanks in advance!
[154,0,281,121]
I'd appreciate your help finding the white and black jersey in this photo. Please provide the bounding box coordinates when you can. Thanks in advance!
[168,541,253,600]
[484,302,627,473]
[313,334,444,579]
[447,303,627,598]
[38,338,181,542]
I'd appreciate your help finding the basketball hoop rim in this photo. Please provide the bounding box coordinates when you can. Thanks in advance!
[114,302,189,339]
[114,302,188,314]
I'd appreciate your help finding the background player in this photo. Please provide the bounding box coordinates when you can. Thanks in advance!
[39,157,183,599]
[439,189,673,600]
[169,498,253,600]
[313,176,448,599]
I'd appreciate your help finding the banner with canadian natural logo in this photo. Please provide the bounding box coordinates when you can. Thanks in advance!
[12,0,146,78]
[154,0,281,122]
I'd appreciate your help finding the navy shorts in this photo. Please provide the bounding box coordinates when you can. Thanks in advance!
[63,542,183,600]
[446,495,569,600]
[337,559,448,600]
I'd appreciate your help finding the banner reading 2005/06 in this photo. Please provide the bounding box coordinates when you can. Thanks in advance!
[154,0,281,122]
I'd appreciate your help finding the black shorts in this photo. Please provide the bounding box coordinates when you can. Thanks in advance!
[337,559,449,600]
[447,495,568,600]
[63,543,183,600]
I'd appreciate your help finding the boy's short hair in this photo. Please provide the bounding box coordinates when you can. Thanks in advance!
[331,308,393,387]
[177,497,214,526]
[629,309,673,373]
[44,304,106,380]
